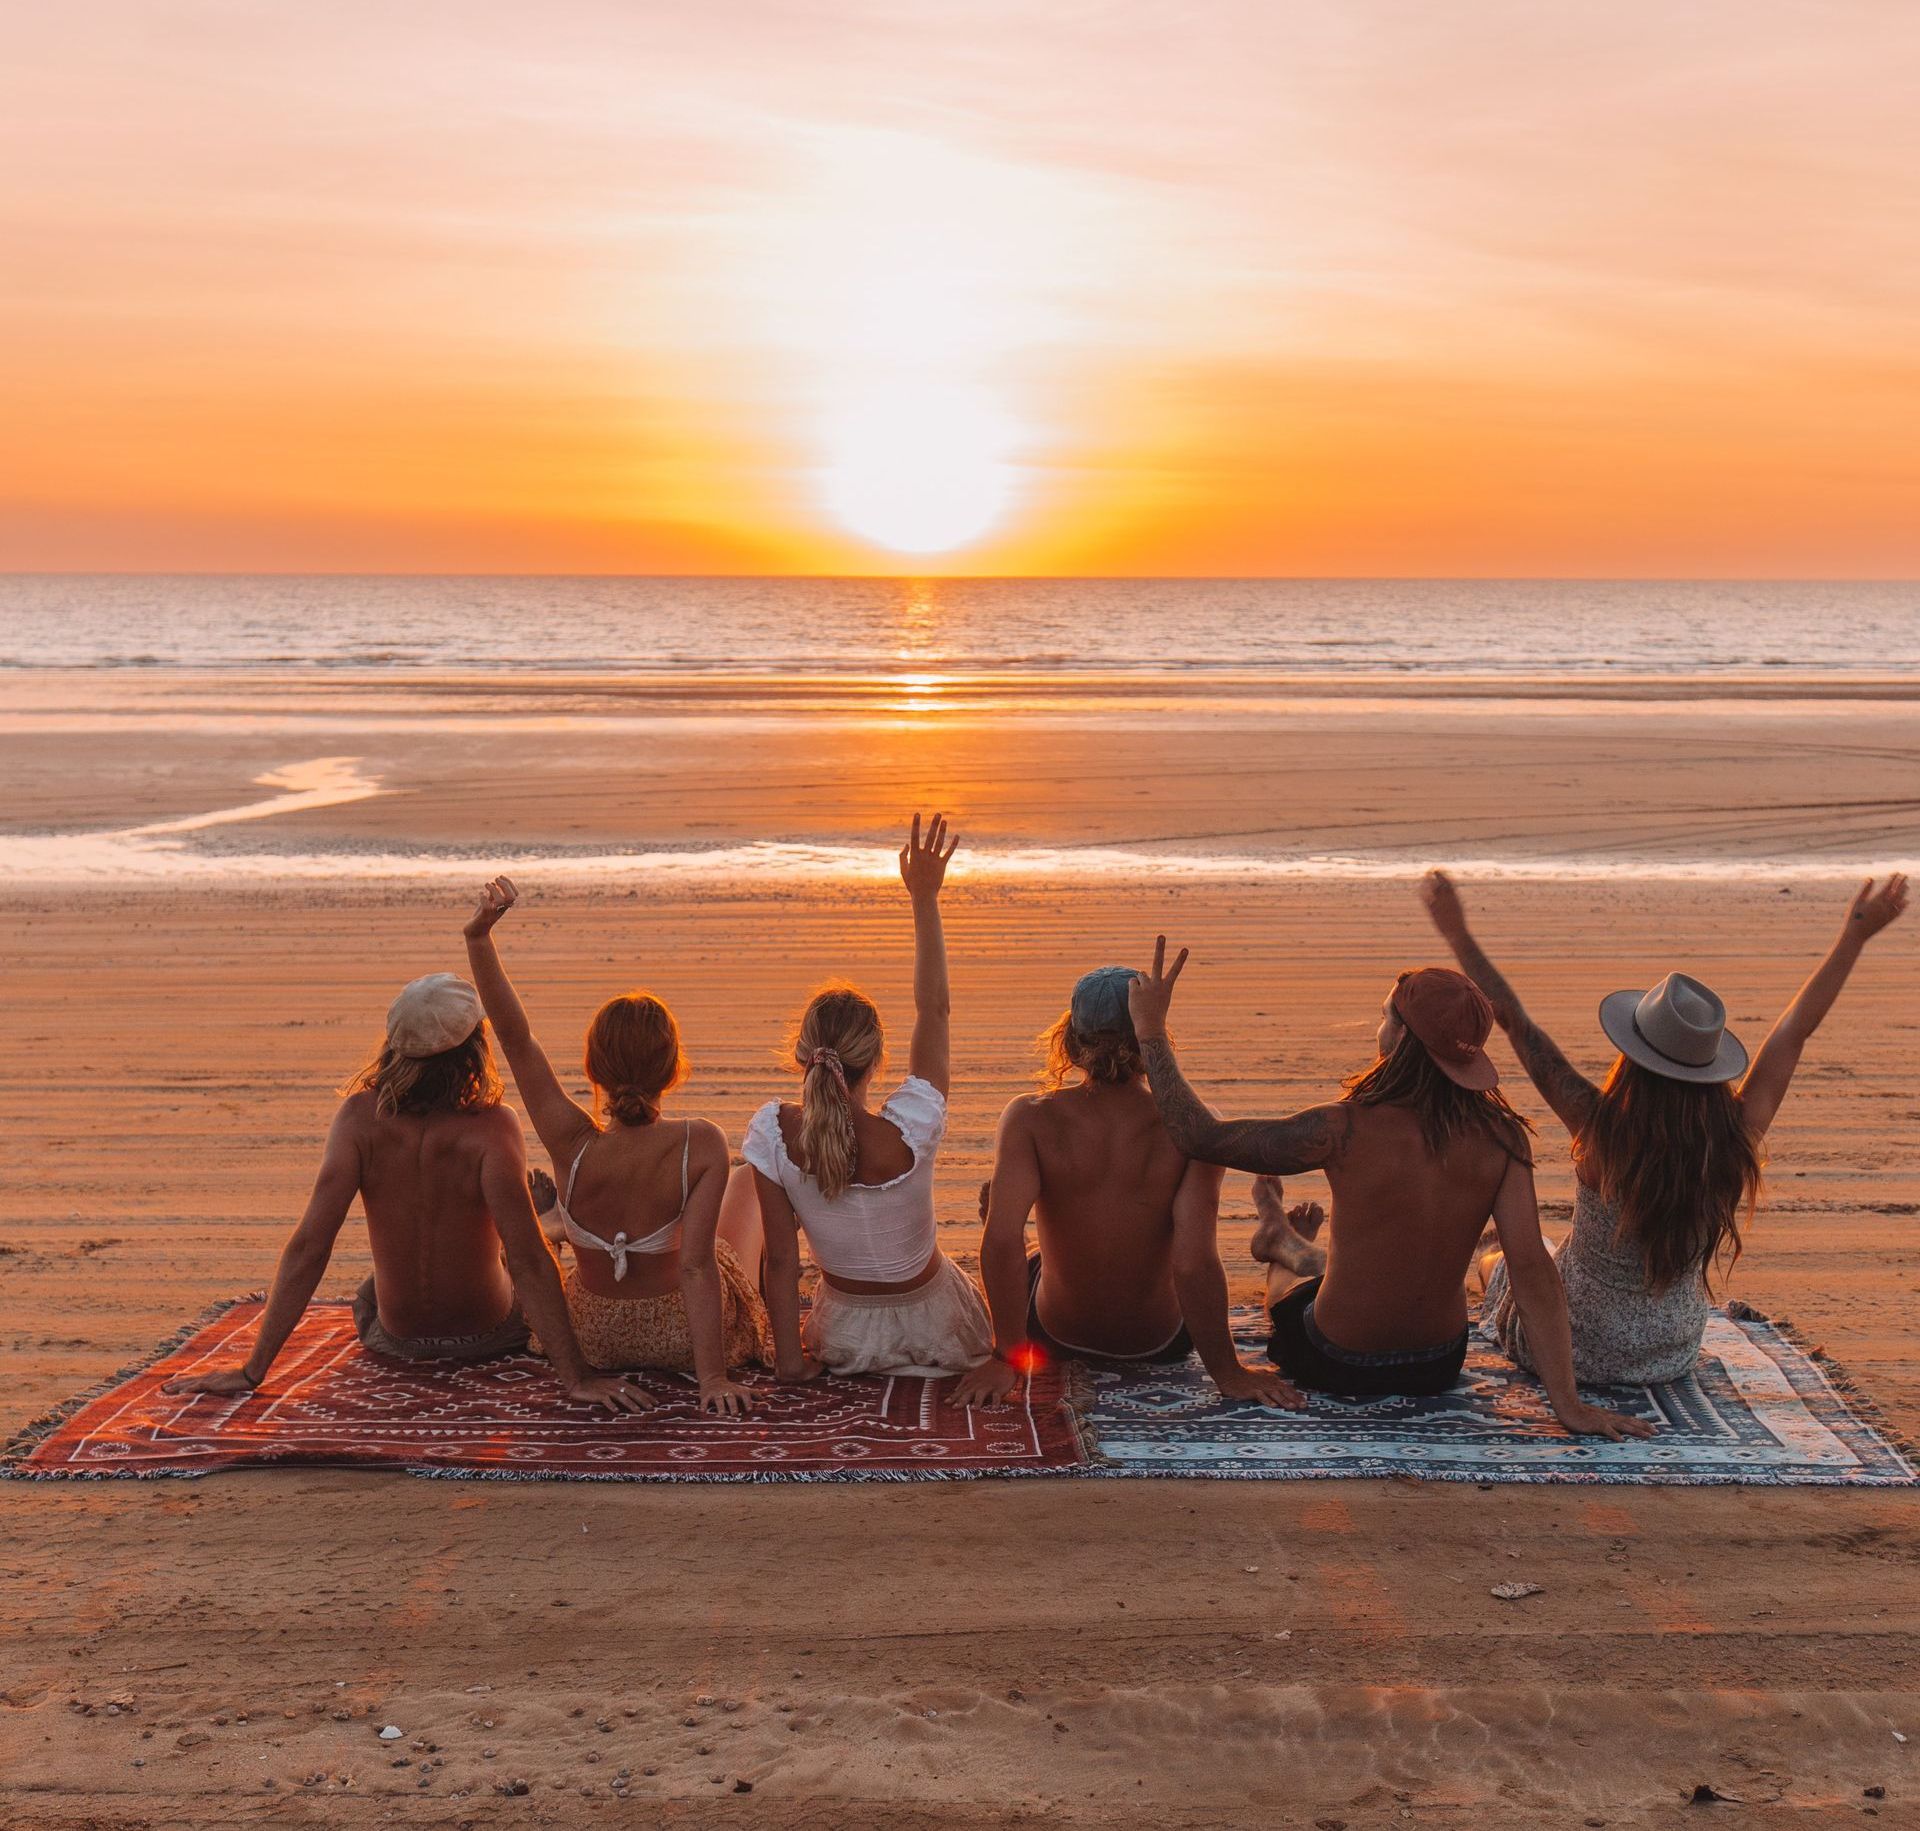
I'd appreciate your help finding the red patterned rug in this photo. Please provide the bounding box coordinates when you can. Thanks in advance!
[6,1298,1091,1482]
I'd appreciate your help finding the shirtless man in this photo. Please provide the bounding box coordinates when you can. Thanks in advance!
[165,973,646,1412]
[951,967,1298,1410]
[1127,938,1650,1438]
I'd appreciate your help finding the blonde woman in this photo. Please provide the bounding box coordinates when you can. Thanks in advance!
[731,814,991,1379]
[464,879,771,1416]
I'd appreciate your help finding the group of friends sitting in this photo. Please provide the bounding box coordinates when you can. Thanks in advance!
[169,814,1908,1441]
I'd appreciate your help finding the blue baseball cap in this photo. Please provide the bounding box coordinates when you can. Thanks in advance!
[1070,965,1139,1035]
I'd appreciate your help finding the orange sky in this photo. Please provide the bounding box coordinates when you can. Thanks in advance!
[4,3,1918,576]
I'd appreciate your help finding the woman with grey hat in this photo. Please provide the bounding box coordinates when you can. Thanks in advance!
[1423,870,1908,1386]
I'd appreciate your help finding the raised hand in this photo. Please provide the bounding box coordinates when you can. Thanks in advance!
[568,1371,656,1415]
[464,874,519,940]
[1846,873,1909,941]
[898,812,958,903]
[162,1367,259,1397]
[1125,936,1185,1040]
[1419,868,1470,941]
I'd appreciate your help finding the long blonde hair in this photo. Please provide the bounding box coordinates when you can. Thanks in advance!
[791,983,885,1201]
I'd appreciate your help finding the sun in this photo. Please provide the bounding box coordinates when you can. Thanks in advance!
[819,382,1019,557]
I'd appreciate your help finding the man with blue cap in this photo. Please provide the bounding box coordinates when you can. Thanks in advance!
[951,966,1300,1410]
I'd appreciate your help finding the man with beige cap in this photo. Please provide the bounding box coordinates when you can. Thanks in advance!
[166,973,648,1411]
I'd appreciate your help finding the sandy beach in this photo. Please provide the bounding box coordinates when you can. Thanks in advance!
[3,675,1917,1826]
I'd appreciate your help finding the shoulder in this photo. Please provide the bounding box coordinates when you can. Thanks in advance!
[741,1101,788,1174]
[474,1101,527,1146]
[683,1115,731,1170]
[997,1093,1045,1133]
[884,1075,948,1145]
[335,1090,378,1130]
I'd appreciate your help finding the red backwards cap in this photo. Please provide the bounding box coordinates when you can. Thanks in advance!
[1391,967,1499,1090]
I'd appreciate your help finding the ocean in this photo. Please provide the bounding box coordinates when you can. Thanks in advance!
[3,576,1916,887]
[3,575,1917,678]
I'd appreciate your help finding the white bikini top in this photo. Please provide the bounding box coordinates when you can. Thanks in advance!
[552,1121,690,1280]
[741,1077,946,1283]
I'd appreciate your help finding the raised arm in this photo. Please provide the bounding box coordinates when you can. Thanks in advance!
[674,1122,755,1416]
[163,1097,365,1395]
[1739,874,1908,1137]
[899,812,959,1095]
[1169,1159,1301,1408]
[1127,937,1354,1174]
[463,876,596,1164]
[479,1110,651,1413]
[1488,1153,1651,1441]
[951,1100,1042,1408]
[1420,870,1599,1138]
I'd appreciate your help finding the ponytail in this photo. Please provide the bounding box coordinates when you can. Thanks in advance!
[791,984,884,1200]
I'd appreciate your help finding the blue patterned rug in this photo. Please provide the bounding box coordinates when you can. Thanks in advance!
[1080,1306,1917,1485]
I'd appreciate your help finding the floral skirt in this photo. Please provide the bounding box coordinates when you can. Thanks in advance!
[542,1240,772,1375]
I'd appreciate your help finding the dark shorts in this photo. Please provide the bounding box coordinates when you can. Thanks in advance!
[1024,1255,1193,1367]
[352,1276,530,1364]
[1266,1276,1467,1399]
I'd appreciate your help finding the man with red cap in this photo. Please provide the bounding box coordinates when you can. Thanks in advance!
[1128,940,1649,1436]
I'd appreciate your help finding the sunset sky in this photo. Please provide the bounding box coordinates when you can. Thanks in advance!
[4,2,1917,576]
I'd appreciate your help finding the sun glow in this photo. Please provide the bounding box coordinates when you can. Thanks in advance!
[739,129,1110,560]
[819,384,1019,555]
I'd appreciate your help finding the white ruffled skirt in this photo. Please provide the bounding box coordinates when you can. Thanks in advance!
[804,1253,992,1377]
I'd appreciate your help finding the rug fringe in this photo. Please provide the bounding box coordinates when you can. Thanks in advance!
[1058,1361,1114,1469]
[1726,1298,1920,1471]
[0,1290,266,1474]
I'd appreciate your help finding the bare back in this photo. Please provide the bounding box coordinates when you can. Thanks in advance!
[351,1094,521,1340]
[1311,1102,1514,1352]
[557,1119,708,1299]
[1022,1080,1190,1354]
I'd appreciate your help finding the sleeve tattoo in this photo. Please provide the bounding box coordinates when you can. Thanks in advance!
[1140,1037,1353,1175]
[1449,933,1598,1131]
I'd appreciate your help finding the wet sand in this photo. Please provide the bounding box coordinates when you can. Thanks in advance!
[2,679,1917,1826]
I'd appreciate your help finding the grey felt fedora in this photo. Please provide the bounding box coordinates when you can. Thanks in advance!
[1598,971,1748,1084]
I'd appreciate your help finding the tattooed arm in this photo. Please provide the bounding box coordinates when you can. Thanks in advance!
[1126,935,1355,1174]
[1138,1036,1354,1175]
[1419,871,1599,1138]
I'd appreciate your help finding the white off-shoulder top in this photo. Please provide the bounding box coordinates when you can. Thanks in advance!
[741,1076,947,1283]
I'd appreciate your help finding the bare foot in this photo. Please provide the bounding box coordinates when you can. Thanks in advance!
[1250,1177,1327,1277]
[527,1167,557,1215]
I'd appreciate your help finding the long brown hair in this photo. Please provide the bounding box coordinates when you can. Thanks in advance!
[585,992,687,1127]
[791,983,885,1201]
[1576,1056,1763,1294]
[347,1029,501,1118]
[1036,1011,1145,1089]
[1343,1029,1533,1164]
